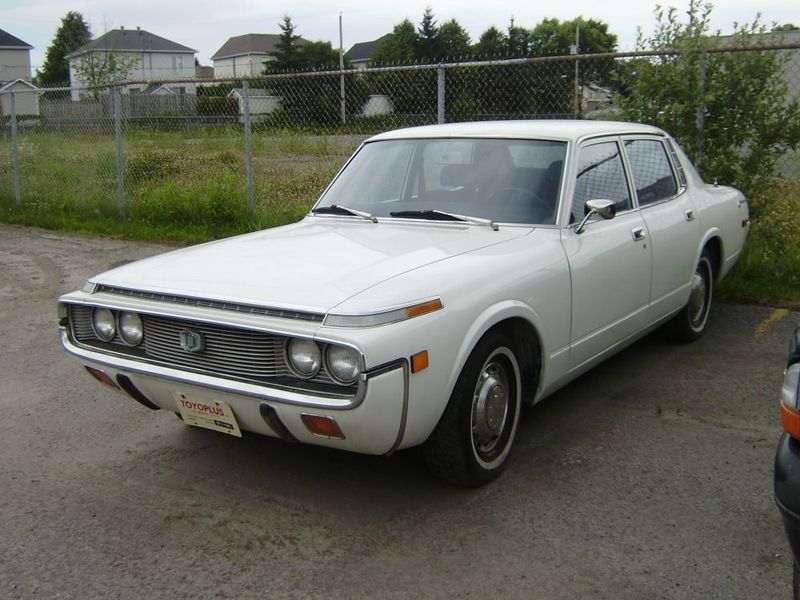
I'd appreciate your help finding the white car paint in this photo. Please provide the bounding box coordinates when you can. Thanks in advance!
[58,120,749,461]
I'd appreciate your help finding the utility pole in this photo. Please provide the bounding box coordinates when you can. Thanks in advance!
[339,13,346,124]
[571,24,580,116]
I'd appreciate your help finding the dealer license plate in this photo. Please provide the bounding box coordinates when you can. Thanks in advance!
[174,393,242,437]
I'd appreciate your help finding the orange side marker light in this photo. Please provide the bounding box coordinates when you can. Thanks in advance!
[411,350,429,373]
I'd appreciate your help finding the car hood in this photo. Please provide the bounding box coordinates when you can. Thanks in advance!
[92,217,531,313]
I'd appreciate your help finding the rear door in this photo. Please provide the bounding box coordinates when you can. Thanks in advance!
[622,136,702,318]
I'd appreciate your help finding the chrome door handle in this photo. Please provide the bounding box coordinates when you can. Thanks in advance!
[631,227,646,242]
[685,209,696,222]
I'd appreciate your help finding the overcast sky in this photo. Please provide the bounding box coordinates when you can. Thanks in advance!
[2,0,798,69]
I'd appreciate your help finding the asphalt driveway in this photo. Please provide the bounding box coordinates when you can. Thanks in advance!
[0,223,794,599]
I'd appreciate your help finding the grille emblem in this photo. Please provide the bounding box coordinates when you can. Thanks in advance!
[179,329,205,353]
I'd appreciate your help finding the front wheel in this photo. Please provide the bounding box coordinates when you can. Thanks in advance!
[423,331,522,487]
[666,249,714,343]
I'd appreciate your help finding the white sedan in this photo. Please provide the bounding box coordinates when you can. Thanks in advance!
[58,121,749,486]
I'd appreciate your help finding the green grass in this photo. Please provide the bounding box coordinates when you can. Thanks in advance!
[1,128,798,308]
[0,129,355,243]
[717,178,800,309]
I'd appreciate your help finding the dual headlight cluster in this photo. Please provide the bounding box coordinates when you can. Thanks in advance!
[92,307,144,346]
[286,338,361,385]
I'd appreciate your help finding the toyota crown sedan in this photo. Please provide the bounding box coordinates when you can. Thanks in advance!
[59,121,749,486]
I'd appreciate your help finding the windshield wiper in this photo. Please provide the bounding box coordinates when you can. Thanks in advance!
[311,204,377,223]
[389,209,498,231]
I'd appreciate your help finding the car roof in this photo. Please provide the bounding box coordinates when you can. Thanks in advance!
[367,120,666,142]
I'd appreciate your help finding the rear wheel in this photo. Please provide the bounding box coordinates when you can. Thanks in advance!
[423,331,522,487]
[667,248,714,343]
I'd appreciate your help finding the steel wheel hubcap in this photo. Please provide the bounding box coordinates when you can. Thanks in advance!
[689,267,708,325]
[472,362,509,455]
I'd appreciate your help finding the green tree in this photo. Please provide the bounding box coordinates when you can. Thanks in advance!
[474,26,507,58]
[529,17,616,57]
[772,23,799,32]
[438,19,471,59]
[416,7,440,60]
[271,15,304,71]
[371,19,417,65]
[37,11,91,86]
[298,40,341,69]
[506,18,533,56]
[74,50,139,97]
[616,1,800,195]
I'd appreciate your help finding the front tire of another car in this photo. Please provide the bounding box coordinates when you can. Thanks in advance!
[423,330,522,487]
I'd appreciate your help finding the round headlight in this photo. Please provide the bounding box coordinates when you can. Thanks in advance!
[325,345,361,384]
[92,307,116,342]
[119,312,144,346]
[287,338,322,378]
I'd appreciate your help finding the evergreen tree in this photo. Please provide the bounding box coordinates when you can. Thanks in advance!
[416,8,440,60]
[37,11,91,85]
[270,15,304,71]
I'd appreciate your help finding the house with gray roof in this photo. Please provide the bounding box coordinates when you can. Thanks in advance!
[345,35,389,70]
[66,27,197,99]
[211,33,308,78]
[0,28,34,83]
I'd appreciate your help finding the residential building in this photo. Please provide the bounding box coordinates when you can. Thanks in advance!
[66,27,197,99]
[0,28,33,83]
[345,35,389,71]
[211,34,308,78]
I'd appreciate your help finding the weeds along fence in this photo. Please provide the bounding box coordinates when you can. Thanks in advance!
[1,44,799,220]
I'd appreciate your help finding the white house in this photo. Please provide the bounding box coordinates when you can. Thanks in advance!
[0,29,33,84]
[0,79,40,116]
[66,27,197,100]
[211,34,307,78]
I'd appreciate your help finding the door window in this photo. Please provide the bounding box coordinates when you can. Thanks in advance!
[572,141,631,223]
[624,139,679,205]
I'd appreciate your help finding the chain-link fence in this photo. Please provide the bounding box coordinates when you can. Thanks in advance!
[1,44,799,219]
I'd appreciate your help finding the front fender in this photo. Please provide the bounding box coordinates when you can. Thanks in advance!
[445,300,547,404]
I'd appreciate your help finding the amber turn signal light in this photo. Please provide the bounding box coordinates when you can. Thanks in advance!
[301,414,345,439]
[782,403,800,441]
[411,350,429,373]
[405,299,443,319]
[85,365,118,388]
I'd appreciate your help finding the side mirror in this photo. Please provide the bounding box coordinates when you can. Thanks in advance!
[575,199,617,234]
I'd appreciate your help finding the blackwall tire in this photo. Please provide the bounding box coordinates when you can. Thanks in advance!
[423,330,522,487]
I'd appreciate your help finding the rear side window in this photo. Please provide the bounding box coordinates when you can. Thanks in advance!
[624,139,679,205]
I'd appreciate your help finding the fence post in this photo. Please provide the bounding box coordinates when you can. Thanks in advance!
[113,87,125,217]
[242,80,254,212]
[695,51,707,174]
[10,91,20,205]
[437,66,445,124]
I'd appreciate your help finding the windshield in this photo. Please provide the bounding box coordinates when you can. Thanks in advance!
[317,138,567,225]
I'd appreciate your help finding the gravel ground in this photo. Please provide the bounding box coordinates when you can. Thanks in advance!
[0,222,795,599]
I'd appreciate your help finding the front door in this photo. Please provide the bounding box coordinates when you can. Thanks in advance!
[561,139,652,369]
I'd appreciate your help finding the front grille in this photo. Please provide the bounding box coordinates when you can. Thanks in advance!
[68,305,354,393]
[96,285,324,323]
